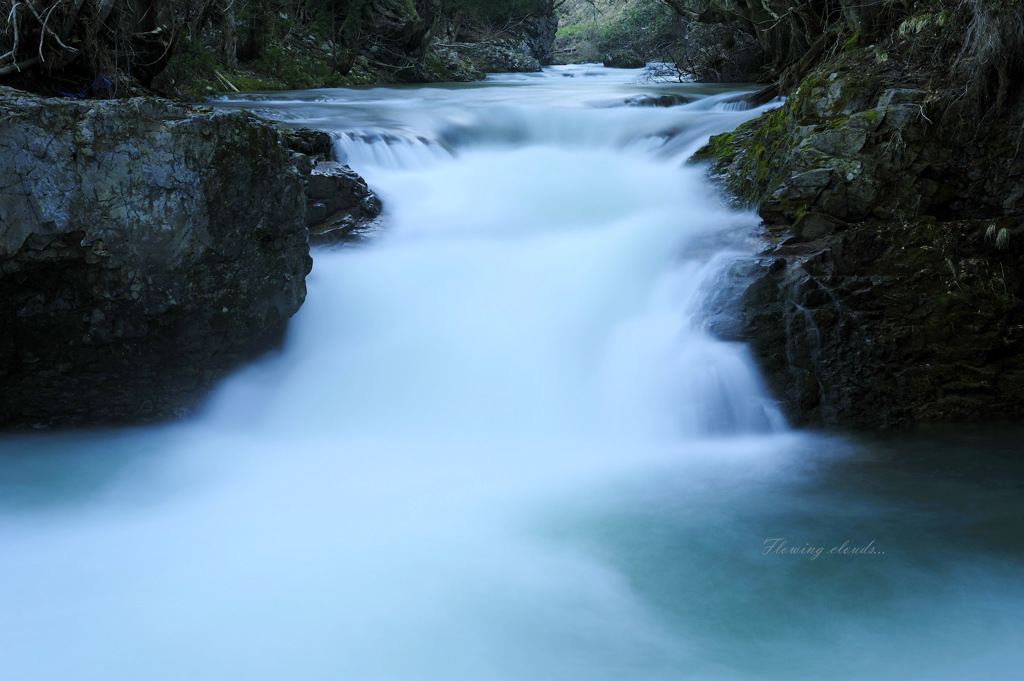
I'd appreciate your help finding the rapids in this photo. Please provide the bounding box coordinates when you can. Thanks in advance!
[1,65,1022,681]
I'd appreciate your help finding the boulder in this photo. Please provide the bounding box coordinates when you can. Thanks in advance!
[281,128,384,244]
[0,87,313,428]
[603,50,645,69]
[305,161,383,245]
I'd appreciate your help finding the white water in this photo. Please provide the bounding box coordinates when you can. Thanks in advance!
[2,65,1023,680]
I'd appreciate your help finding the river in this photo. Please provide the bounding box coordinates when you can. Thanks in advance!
[1,65,1022,680]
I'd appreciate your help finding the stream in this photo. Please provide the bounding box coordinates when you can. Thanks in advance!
[1,65,1022,680]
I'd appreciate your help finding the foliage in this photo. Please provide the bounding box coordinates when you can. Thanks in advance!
[658,0,1024,105]
[442,0,551,22]
[0,0,557,96]
[554,0,680,64]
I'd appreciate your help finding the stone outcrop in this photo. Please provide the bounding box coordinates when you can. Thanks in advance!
[456,38,543,74]
[694,32,1024,429]
[0,88,315,428]
[283,128,383,244]
[522,15,559,66]
[436,11,558,76]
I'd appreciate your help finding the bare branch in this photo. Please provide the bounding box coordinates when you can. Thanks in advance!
[0,56,40,75]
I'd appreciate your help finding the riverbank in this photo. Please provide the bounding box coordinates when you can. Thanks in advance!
[0,0,559,100]
[691,0,1024,429]
[0,88,385,428]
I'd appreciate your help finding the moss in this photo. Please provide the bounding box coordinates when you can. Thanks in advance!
[691,105,792,206]
[691,131,737,164]
[826,116,851,130]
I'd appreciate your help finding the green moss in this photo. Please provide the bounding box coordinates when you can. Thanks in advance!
[826,116,850,130]
[708,106,791,205]
[691,131,737,164]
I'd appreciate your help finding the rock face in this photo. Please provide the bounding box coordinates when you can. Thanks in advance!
[283,129,383,244]
[694,40,1024,429]
[0,87,314,428]
[522,15,559,66]
[457,38,543,74]
[437,11,558,76]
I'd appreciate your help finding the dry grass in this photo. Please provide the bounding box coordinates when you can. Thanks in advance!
[952,0,1024,114]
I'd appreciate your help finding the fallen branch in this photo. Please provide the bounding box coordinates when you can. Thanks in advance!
[0,55,40,74]
[214,69,239,92]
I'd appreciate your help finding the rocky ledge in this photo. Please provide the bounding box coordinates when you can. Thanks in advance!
[695,25,1024,429]
[284,128,383,244]
[0,88,377,429]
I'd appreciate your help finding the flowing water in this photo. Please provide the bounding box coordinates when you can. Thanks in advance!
[1,65,1022,680]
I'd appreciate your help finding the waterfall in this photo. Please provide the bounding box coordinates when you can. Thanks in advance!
[3,65,1020,681]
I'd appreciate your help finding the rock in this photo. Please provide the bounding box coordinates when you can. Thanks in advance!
[522,15,559,66]
[810,128,867,157]
[458,39,542,74]
[623,94,692,107]
[792,213,841,240]
[304,162,383,245]
[693,44,1024,429]
[0,87,313,428]
[278,129,384,244]
[603,50,645,69]
[282,127,334,156]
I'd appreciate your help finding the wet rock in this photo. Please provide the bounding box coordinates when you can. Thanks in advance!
[624,94,692,107]
[693,48,1024,429]
[810,128,867,157]
[0,87,313,428]
[603,50,645,69]
[304,162,382,245]
[279,129,383,245]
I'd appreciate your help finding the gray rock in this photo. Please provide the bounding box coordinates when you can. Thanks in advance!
[693,47,1024,429]
[789,168,833,188]
[458,40,542,74]
[624,94,692,107]
[876,88,927,108]
[603,50,645,69]
[810,128,867,157]
[305,161,383,245]
[0,87,313,428]
[522,15,559,66]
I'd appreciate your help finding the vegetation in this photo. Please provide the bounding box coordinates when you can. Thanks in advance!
[443,0,550,22]
[0,0,555,98]
[554,0,681,64]
[659,1,1024,100]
